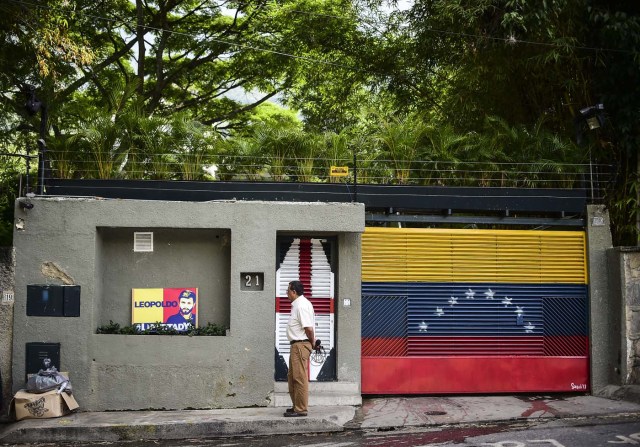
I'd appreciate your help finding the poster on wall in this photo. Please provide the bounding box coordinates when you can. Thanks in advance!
[132,288,198,332]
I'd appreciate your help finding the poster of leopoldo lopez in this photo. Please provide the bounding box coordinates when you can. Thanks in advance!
[131,288,198,332]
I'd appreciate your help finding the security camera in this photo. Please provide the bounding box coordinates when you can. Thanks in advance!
[23,84,42,115]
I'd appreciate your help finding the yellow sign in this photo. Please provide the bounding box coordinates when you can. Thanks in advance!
[330,166,349,177]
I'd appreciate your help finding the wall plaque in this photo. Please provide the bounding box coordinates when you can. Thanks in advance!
[241,272,264,291]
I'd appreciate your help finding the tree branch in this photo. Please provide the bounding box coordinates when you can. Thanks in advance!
[57,36,140,103]
[203,90,279,125]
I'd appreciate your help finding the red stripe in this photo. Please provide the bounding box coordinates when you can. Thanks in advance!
[362,337,407,357]
[363,336,589,357]
[407,336,545,356]
[276,297,333,314]
[299,239,312,296]
[362,356,589,394]
[544,335,589,356]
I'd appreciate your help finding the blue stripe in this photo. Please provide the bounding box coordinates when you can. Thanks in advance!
[362,295,407,338]
[362,282,587,338]
[544,296,588,336]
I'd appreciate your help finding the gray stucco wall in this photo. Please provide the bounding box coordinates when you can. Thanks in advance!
[12,198,364,411]
[335,232,362,384]
[586,205,614,393]
[607,247,624,386]
[607,246,640,386]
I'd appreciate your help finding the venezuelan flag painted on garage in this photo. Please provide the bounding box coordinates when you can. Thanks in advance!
[361,227,589,394]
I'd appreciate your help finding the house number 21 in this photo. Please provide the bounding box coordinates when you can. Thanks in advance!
[240,272,264,291]
[245,274,259,287]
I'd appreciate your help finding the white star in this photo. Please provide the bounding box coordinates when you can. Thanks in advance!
[434,307,444,317]
[485,288,495,299]
[524,322,536,333]
[419,321,428,332]
[448,296,458,306]
[502,296,512,307]
[465,289,475,299]
[515,306,524,316]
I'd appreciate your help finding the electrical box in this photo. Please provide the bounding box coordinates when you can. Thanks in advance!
[27,285,63,316]
[63,285,81,317]
[26,285,81,317]
[25,342,60,382]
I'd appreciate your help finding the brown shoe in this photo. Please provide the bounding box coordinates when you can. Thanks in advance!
[284,411,307,417]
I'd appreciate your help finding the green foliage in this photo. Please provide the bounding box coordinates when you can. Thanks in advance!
[95,320,124,334]
[373,113,429,184]
[357,0,640,244]
[1,0,639,247]
[96,320,227,336]
[0,159,27,247]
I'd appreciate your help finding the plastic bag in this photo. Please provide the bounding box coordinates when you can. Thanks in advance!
[26,358,73,394]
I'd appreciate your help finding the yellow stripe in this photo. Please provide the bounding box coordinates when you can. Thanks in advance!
[362,227,587,284]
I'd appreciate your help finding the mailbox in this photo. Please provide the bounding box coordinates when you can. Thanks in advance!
[25,342,60,382]
[27,285,81,317]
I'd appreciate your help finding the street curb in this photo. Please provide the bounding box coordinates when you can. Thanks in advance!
[0,419,343,444]
[0,407,355,444]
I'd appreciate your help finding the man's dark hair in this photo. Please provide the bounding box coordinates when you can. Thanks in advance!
[289,280,304,296]
[179,290,196,303]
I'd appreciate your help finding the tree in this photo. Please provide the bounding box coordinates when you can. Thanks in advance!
[361,0,640,243]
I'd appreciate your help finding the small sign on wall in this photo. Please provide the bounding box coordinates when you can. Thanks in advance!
[240,273,264,291]
[330,166,349,177]
[2,289,14,303]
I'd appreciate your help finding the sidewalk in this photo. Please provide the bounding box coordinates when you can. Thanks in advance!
[2,389,640,444]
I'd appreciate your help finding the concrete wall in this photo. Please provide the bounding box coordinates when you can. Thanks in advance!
[0,247,15,417]
[12,198,364,411]
[607,246,640,386]
[586,205,614,393]
[97,227,231,328]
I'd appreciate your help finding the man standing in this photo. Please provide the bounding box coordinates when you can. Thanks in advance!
[285,280,315,417]
[166,289,197,330]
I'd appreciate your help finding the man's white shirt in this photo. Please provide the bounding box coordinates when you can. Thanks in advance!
[287,295,315,341]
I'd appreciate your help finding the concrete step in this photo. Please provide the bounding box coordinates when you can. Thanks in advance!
[274,381,360,393]
[271,381,362,407]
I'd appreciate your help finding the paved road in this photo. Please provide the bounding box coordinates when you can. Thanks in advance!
[2,416,640,447]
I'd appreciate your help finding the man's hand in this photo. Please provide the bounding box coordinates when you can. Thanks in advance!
[304,327,315,348]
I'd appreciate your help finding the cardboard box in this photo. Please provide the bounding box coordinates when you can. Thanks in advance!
[11,389,79,421]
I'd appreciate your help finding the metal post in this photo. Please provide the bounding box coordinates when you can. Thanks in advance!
[25,156,31,196]
[589,149,594,202]
[353,149,357,202]
[37,137,46,195]
[23,84,47,195]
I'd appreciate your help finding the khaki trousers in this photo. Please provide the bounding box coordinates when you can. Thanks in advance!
[287,341,312,413]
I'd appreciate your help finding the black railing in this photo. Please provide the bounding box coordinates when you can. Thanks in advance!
[41,151,613,203]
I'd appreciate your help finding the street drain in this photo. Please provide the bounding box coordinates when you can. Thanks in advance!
[425,410,447,415]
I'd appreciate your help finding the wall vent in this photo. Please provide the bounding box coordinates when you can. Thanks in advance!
[134,232,153,252]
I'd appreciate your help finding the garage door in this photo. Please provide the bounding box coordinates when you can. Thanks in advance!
[361,227,588,394]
